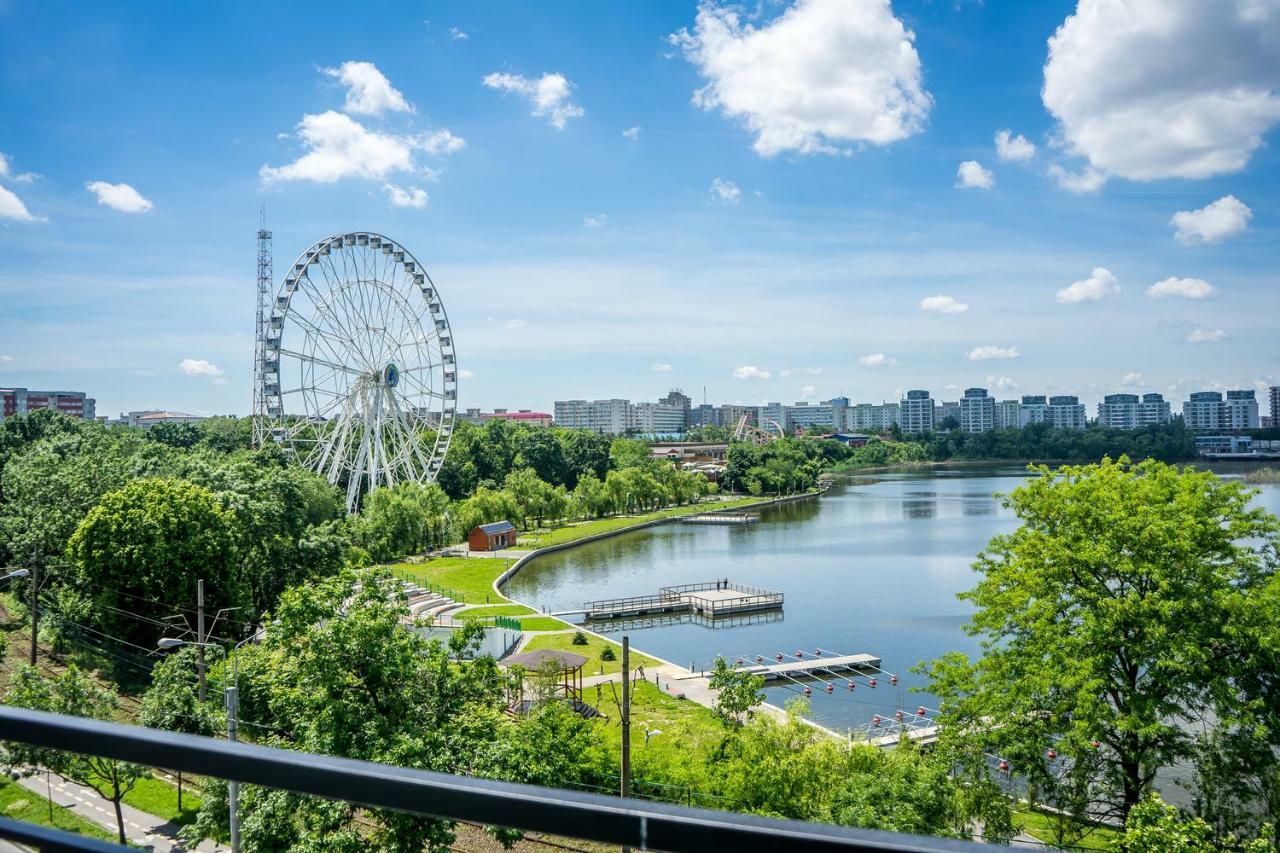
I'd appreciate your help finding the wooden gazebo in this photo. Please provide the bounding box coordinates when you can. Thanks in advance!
[500,648,589,709]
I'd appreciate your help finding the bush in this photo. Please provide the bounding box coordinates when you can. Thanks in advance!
[571,631,588,646]
[599,646,616,662]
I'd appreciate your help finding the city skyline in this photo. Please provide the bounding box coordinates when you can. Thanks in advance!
[1,1,1277,418]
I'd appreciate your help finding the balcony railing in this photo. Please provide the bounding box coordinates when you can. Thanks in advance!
[0,705,995,851]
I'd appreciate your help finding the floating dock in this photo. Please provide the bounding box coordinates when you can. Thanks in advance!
[731,652,882,682]
[679,513,759,525]
[578,580,782,621]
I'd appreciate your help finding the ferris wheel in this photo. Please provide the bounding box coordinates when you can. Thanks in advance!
[256,232,457,513]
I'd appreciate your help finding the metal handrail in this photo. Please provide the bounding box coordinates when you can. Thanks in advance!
[0,706,993,852]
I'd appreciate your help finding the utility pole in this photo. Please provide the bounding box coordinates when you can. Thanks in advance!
[197,580,206,703]
[620,636,631,853]
[621,636,631,800]
[226,685,240,853]
[29,562,38,666]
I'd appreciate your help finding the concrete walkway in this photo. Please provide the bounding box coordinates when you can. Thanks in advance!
[14,769,226,851]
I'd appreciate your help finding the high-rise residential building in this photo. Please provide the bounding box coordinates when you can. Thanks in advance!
[719,404,755,433]
[1271,386,1280,426]
[995,399,1020,430]
[785,398,852,432]
[0,387,96,421]
[1224,389,1260,430]
[630,402,686,434]
[899,390,935,433]
[1047,395,1088,430]
[553,399,631,434]
[935,400,961,427]
[846,402,899,431]
[659,389,692,428]
[959,388,995,433]
[689,404,720,428]
[1017,395,1047,427]
[1098,393,1173,429]
[757,402,788,433]
[1183,391,1224,431]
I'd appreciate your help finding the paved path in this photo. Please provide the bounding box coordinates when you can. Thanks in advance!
[15,770,226,851]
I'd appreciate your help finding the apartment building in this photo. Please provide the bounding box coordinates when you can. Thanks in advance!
[1224,389,1260,430]
[1097,393,1172,429]
[1047,395,1088,430]
[995,399,1020,430]
[0,387,96,421]
[959,388,995,433]
[899,390,935,434]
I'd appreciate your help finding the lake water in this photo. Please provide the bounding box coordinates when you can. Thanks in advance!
[503,466,1280,734]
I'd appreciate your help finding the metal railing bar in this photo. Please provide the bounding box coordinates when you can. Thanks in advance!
[0,707,992,852]
[0,816,127,851]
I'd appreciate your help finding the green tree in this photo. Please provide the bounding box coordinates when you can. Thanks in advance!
[66,478,241,647]
[140,646,221,812]
[354,481,451,561]
[925,458,1280,824]
[4,666,148,845]
[146,421,203,449]
[1117,794,1273,852]
[707,657,764,726]
[514,429,569,487]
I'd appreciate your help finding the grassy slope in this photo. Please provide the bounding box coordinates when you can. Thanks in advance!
[1013,805,1122,850]
[390,557,515,604]
[0,774,117,842]
[523,631,663,676]
[518,496,771,549]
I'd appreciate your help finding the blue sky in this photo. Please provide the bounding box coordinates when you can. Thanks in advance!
[1,0,1277,418]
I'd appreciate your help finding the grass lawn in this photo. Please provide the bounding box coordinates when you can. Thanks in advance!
[518,496,772,549]
[1013,805,1122,850]
[453,604,536,618]
[584,680,727,799]
[388,556,515,604]
[0,773,116,842]
[523,631,663,676]
[121,774,201,827]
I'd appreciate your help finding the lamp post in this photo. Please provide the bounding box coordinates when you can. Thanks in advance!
[157,635,254,853]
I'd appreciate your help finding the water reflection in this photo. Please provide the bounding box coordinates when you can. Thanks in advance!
[502,468,1280,734]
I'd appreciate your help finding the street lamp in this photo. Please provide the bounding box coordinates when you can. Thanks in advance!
[2,568,30,582]
[157,635,254,853]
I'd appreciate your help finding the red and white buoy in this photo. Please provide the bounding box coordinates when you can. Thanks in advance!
[871,715,882,727]
[847,681,856,691]
[890,674,898,686]
[998,760,1009,773]
[916,706,927,717]
[868,677,877,688]
[1047,748,1058,760]
[825,683,834,693]
[803,686,812,697]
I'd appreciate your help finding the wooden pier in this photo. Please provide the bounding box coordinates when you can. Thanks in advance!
[578,580,782,621]
[679,513,758,525]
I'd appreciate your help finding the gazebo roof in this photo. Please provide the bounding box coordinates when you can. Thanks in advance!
[500,648,588,671]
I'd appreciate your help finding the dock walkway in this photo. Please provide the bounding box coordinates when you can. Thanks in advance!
[575,580,783,621]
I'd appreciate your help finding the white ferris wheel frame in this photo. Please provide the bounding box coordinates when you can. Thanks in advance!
[259,232,457,512]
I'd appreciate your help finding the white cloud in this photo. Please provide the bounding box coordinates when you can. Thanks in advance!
[180,358,223,379]
[85,181,153,213]
[450,27,468,40]
[986,374,1018,393]
[322,61,412,116]
[1056,267,1119,304]
[583,213,607,228]
[955,160,994,189]
[458,368,475,379]
[710,178,741,203]
[1146,276,1217,300]
[261,111,461,184]
[0,184,41,222]
[802,366,822,375]
[1042,1,1280,183]
[919,294,969,314]
[503,318,527,330]
[732,365,771,380]
[419,129,466,156]
[0,354,13,363]
[384,184,428,208]
[858,353,896,367]
[0,152,39,183]
[1122,371,1143,386]
[799,385,817,399]
[1170,195,1252,245]
[994,129,1036,162]
[669,0,931,157]
[483,71,583,129]
[1186,327,1226,344]
[968,345,1019,361]
[622,126,642,140]
[651,362,673,372]
[1047,163,1106,193]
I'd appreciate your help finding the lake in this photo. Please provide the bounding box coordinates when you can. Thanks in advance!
[503,465,1280,734]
